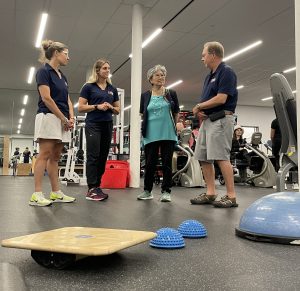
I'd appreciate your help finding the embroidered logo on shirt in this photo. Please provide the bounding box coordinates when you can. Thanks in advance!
[108,91,113,96]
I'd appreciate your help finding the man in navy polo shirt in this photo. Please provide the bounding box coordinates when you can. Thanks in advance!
[190,41,238,208]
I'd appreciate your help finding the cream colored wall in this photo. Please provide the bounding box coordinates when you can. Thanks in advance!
[235,105,276,143]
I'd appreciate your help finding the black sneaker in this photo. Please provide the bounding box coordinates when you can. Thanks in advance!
[86,187,108,201]
[213,195,238,208]
[190,193,217,205]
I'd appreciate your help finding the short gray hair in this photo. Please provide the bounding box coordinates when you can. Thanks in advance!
[147,64,167,83]
[204,41,224,58]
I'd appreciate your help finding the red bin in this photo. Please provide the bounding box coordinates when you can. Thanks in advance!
[100,160,130,189]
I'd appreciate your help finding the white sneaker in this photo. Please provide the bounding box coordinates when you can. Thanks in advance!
[137,190,153,200]
[49,190,76,203]
[29,192,52,207]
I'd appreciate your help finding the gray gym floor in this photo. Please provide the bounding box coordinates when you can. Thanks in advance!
[1,176,300,291]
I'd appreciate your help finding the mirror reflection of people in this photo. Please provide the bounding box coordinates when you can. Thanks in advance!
[270,118,281,171]
[29,39,76,207]
[191,41,238,208]
[23,147,31,163]
[138,65,180,202]
[78,59,120,201]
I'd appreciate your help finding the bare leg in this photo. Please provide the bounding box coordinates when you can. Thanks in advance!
[200,161,216,195]
[34,139,55,192]
[216,160,236,198]
[47,143,64,192]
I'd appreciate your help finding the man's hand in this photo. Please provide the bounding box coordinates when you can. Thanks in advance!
[192,104,201,115]
[197,111,208,120]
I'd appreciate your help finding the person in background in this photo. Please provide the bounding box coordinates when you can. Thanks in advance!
[14,147,20,157]
[138,64,180,202]
[78,59,120,201]
[270,118,282,172]
[190,41,238,208]
[231,125,248,162]
[23,147,31,163]
[32,149,39,158]
[29,39,76,207]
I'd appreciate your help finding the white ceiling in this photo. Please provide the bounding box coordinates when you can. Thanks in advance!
[0,0,296,135]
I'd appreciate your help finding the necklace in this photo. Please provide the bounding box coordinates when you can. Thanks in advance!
[151,96,164,116]
[152,87,165,96]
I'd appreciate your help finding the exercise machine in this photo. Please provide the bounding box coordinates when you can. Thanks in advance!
[270,73,297,191]
[172,128,205,187]
[60,116,87,185]
[235,73,300,244]
[244,132,276,187]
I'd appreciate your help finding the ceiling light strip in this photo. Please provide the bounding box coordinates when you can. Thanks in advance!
[27,67,35,84]
[262,90,296,101]
[261,96,273,101]
[166,80,183,89]
[283,66,296,74]
[223,40,263,62]
[23,95,28,105]
[142,28,163,49]
[35,13,48,48]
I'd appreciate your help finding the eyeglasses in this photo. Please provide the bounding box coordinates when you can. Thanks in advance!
[62,51,69,57]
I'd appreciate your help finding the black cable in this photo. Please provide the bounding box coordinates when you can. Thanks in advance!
[112,0,194,75]
[112,57,131,75]
[162,0,194,29]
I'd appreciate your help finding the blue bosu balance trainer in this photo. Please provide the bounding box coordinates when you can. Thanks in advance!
[178,220,207,238]
[236,192,300,244]
[149,228,185,249]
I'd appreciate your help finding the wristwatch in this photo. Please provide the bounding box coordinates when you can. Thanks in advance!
[94,105,98,110]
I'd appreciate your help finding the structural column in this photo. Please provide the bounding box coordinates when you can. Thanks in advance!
[296,0,300,190]
[2,136,10,175]
[129,3,143,187]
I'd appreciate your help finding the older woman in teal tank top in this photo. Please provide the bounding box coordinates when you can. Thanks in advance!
[138,65,180,202]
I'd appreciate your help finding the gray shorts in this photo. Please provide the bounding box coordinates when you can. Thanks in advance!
[194,115,235,163]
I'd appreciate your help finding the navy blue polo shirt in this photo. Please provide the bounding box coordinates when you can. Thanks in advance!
[200,62,238,115]
[80,82,119,126]
[36,63,69,117]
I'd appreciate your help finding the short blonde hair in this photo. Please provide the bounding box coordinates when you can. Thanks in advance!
[204,41,224,58]
[147,64,167,84]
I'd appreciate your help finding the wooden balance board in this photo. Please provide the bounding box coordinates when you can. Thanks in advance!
[1,227,157,269]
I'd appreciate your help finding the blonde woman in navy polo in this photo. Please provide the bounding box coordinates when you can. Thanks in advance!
[29,40,76,207]
[78,59,120,201]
